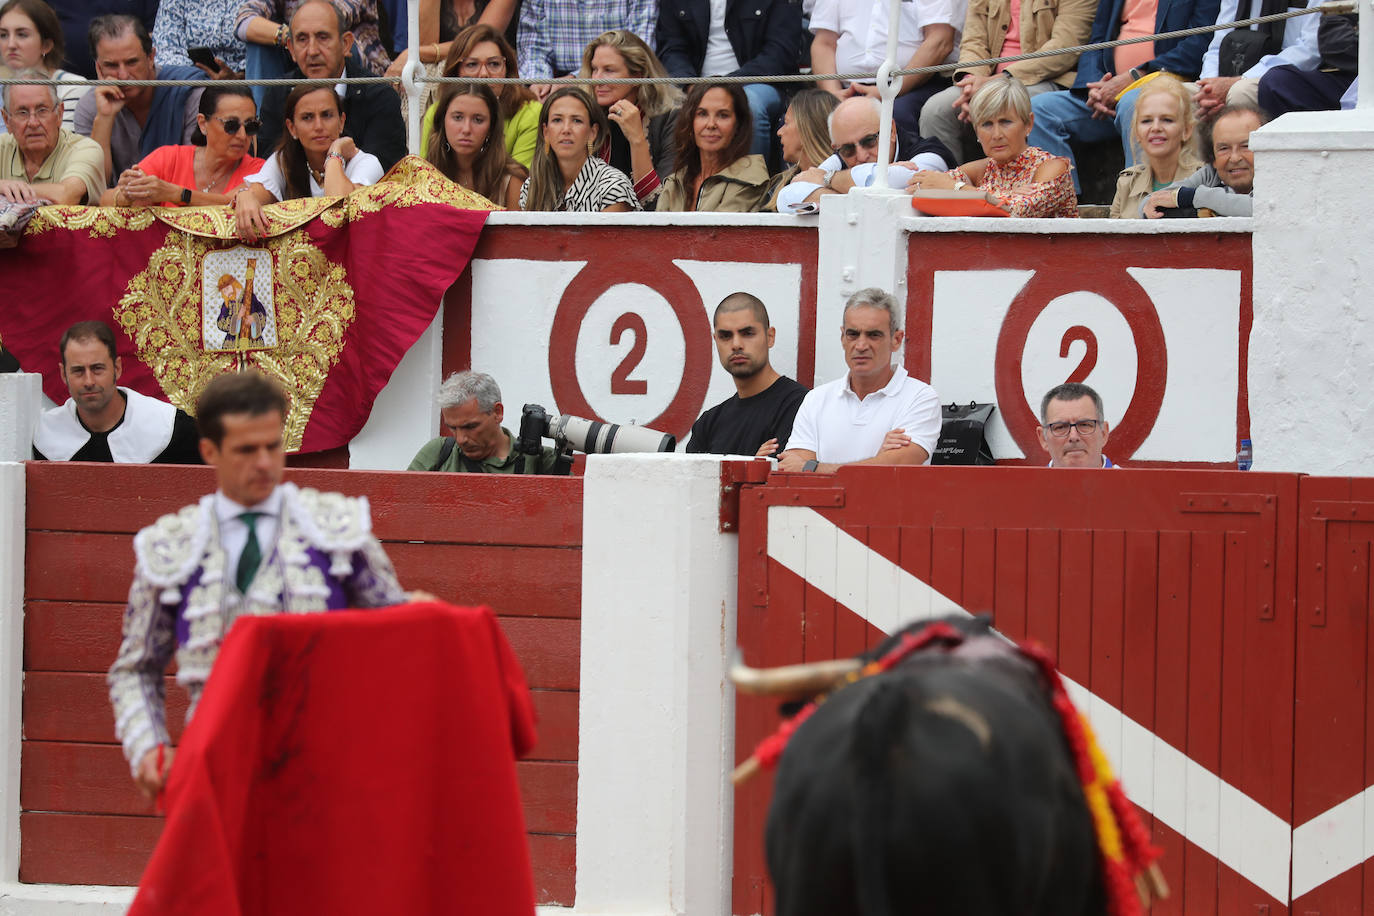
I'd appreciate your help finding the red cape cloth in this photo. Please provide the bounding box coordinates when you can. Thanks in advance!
[129,602,537,916]
[0,158,491,454]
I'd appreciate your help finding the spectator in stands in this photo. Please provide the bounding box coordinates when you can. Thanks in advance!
[238,0,391,106]
[0,0,88,133]
[658,83,770,212]
[32,320,202,464]
[1256,11,1357,117]
[1026,0,1220,193]
[418,24,540,168]
[234,86,385,239]
[522,85,640,211]
[779,287,941,471]
[655,0,802,163]
[763,88,838,210]
[151,0,247,80]
[385,0,519,80]
[408,370,561,473]
[1142,102,1261,217]
[0,75,104,204]
[579,30,681,208]
[687,292,808,458]
[517,0,655,93]
[1194,0,1320,120]
[425,82,526,208]
[776,95,953,212]
[1038,381,1115,467]
[907,77,1077,217]
[73,14,208,187]
[54,0,156,79]
[255,0,406,171]
[919,0,1095,163]
[101,86,267,207]
[1110,76,1201,218]
[809,0,964,142]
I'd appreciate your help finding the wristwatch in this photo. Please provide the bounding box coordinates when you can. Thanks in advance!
[821,170,835,190]
[180,187,192,205]
[802,459,819,472]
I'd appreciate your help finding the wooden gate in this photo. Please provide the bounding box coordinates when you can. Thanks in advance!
[731,465,1371,915]
[20,462,582,905]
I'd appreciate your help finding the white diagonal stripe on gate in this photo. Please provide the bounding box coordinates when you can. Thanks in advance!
[1291,785,1374,900]
[765,505,1293,904]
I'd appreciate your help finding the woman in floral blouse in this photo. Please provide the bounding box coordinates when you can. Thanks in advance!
[907,77,1077,218]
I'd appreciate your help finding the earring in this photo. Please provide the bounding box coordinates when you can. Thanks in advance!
[443,135,451,153]
[480,137,488,152]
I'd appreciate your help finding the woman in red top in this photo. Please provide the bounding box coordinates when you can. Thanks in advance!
[101,86,265,208]
[906,77,1077,218]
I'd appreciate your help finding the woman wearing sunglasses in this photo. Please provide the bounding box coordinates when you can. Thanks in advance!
[234,86,385,240]
[101,86,265,207]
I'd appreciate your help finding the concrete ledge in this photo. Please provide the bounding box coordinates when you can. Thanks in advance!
[1251,109,1374,151]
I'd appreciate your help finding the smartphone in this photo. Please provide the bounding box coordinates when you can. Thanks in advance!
[187,46,218,70]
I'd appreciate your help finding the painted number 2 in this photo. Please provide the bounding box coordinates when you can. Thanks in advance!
[1059,325,1098,383]
[610,312,649,395]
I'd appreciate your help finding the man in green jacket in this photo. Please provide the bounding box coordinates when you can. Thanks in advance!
[407,370,561,474]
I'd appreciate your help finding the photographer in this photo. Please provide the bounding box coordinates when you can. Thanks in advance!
[407,371,561,474]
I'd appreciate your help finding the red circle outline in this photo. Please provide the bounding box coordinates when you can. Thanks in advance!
[548,257,712,437]
[995,272,1167,461]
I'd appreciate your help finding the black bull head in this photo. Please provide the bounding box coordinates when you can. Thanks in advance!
[731,614,1147,916]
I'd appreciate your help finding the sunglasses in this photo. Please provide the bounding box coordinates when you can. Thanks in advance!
[832,132,880,160]
[213,116,262,136]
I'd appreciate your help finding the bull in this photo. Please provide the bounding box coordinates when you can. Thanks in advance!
[733,614,1157,916]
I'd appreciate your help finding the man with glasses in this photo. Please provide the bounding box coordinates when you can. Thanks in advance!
[776,95,953,212]
[0,76,105,207]
[73,14,206,187]
[255,0,405,170]
[1037,382,1117,468]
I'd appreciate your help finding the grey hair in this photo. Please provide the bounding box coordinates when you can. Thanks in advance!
[842,287,901,335]
[436,370,502,412]
[968,75,1032,128]
[1039,382,1104,423]
[826,95,883,139]
[2,68,58,112]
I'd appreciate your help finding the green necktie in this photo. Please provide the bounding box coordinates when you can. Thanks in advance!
[236,511,262,594]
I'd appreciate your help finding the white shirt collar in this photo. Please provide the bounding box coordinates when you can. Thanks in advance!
[215,486,283,523]
[843,364,907,401]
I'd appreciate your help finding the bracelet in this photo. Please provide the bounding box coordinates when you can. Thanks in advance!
[429,43,440,64]
[230,186,251,209]
[326,151,346,167]
[275,22,290,47]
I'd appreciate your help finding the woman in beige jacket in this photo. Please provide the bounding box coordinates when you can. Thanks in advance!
[658,83,770,213]
[918,0,1095,161]
[1109,76,1203,219]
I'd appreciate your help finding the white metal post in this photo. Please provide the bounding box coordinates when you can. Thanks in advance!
[1359,0,1371,109]
[874,0,903,188]
[403,0,423,155]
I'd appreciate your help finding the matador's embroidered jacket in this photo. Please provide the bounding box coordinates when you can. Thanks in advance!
[107,482,406,773]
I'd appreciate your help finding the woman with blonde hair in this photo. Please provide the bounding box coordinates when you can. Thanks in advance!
[907,77,1077,218]
[427,81,526,208]
[520,85,639,212]
[419,23,541,168]
[762,89,839,211]
[579,30,681,207]
[1109,76,1202,219]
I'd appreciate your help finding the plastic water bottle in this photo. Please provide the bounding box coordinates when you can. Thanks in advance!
[1237,439,1253,471]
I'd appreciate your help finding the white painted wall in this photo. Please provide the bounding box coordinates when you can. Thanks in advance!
[346,310,444,470]
[576,454,738,916]
[0,375,40,464]
[1249,109,1374,474]
[0,463,21,890]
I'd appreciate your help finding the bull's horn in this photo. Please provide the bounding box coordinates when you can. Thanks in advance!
[730,653,863,696]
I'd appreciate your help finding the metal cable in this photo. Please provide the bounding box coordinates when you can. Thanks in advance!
[0,0,1351,91]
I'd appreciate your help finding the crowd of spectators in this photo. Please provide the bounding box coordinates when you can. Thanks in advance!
[0,0,1358,221]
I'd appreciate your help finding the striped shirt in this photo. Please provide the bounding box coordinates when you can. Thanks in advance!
[520,156,642,212]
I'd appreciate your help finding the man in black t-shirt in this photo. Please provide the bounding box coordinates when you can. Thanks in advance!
[686,292,808,458]
[31,321,202,464]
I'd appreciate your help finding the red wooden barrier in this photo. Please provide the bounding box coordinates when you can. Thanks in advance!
[731,465,1370,916]
[20,462,582,906]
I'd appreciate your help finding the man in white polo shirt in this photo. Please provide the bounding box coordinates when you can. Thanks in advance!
[779,287,942,472]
